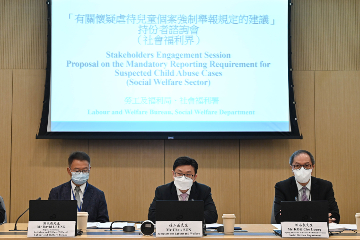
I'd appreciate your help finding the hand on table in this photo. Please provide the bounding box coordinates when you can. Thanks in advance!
[328,213,336,223]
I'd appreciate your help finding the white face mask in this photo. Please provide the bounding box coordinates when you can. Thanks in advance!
[174,176,193,191]
[293,167,312,183]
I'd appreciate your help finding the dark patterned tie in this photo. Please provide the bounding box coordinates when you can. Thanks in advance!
[301,186,309,201]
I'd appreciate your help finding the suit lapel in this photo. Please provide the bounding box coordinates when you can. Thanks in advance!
[310,177,318,200]
[170,182,179,200]
[62,181,72,200]
[81,183,92,210]
[289,177,298,201]
[188,182,198,200]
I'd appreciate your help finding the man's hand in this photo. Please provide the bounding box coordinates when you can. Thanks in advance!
[328,213,336,223]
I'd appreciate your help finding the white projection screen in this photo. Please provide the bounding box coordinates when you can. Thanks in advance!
[37,0,301,139]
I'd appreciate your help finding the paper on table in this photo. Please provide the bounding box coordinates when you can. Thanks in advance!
[340,224,357,230]
[98,222,134,229]
[87,222,100,228]
[206,223,223,229]
[272,224,281,229]
[330,223,356,231]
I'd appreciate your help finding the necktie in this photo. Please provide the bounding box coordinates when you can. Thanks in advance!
[301,186,309,201]
[180,193,188,201]
[75,186,81,208]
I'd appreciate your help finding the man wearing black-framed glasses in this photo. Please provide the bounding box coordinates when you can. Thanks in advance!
[48,151,109,222]
[148,156,218,223]
[273,150,340,224]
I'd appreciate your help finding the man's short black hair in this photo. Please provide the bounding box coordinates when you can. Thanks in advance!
[68,151,90,167]
[173,156,198,174]
[289,150,315,166]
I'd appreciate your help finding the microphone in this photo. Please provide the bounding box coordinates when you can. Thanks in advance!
[10,197,41,231]
[109,220,142,231]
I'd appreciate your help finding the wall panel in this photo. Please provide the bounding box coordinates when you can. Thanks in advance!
[0,0,47,69]
[89,140,164,222]
[357,0,360,70]
[315,71,360,223]
[0,70,12,222]
[239,71,316,223]
[164,140,240,223]
[291,0,317,71]
[11,70,88,223]
[291,0,358,71]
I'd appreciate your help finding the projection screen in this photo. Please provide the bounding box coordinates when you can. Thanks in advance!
[37,0,301,139]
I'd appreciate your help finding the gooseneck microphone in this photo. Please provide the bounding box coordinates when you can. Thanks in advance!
[10,197,41,231]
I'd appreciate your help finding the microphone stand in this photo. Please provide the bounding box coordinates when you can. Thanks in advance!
[10,197,41,231]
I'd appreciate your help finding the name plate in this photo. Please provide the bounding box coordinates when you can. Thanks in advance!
[156,221,202,237]
[281,222,329,238]
[27,221,76,237]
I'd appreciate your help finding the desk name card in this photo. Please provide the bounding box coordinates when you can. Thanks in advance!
[156,221,202,237]
[27,221,76,237]
[281,222,329,238]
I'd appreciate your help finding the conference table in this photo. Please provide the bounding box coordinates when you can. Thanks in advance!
[0,223,359,240]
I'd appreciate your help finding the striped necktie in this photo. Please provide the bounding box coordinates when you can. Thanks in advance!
[75,186,81,208]
[180,193,188,201]
[301,186,309,201]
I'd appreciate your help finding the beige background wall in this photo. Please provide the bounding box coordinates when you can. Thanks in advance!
[0,0,359,224]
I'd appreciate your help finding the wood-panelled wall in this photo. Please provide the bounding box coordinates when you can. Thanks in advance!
[0,0,359,224]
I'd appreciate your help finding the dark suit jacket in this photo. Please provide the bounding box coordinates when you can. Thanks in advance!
[48,181,109,222]
[274,176,340,224]
[0,204,4,224]
[148,181,218,224]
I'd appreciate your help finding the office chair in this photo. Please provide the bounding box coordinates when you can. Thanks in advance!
[0,196,7,224]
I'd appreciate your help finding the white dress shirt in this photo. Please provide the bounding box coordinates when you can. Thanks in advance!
[296,178,311,201]
[70,181,87,206]
[176,188,191,201]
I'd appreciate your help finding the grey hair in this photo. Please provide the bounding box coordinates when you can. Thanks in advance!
[289,150,315,166]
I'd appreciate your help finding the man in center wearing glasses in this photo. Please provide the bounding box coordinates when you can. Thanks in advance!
[273,150,340,224]
[48,151,109,222]
[148,156,218,223]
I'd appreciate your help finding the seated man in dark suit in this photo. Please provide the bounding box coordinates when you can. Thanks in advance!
[48,151,109,222]
[148,156,218,223]
[274,150,340,224]
[0,203,4,224]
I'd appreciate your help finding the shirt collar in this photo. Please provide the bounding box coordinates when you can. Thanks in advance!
[176,187,191,196]
[295,177,311,191]
[71,181,87,193]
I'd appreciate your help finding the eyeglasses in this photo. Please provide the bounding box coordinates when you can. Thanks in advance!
[291,163,313,170]
[174,172,194,179]
[70,169,90,174]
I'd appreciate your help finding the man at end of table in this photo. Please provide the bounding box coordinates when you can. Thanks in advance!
[0,202,4,223]
[274,149,340,224]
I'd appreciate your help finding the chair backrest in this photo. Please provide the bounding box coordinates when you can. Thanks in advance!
[0,196,7,224]
[270,198,276,224]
